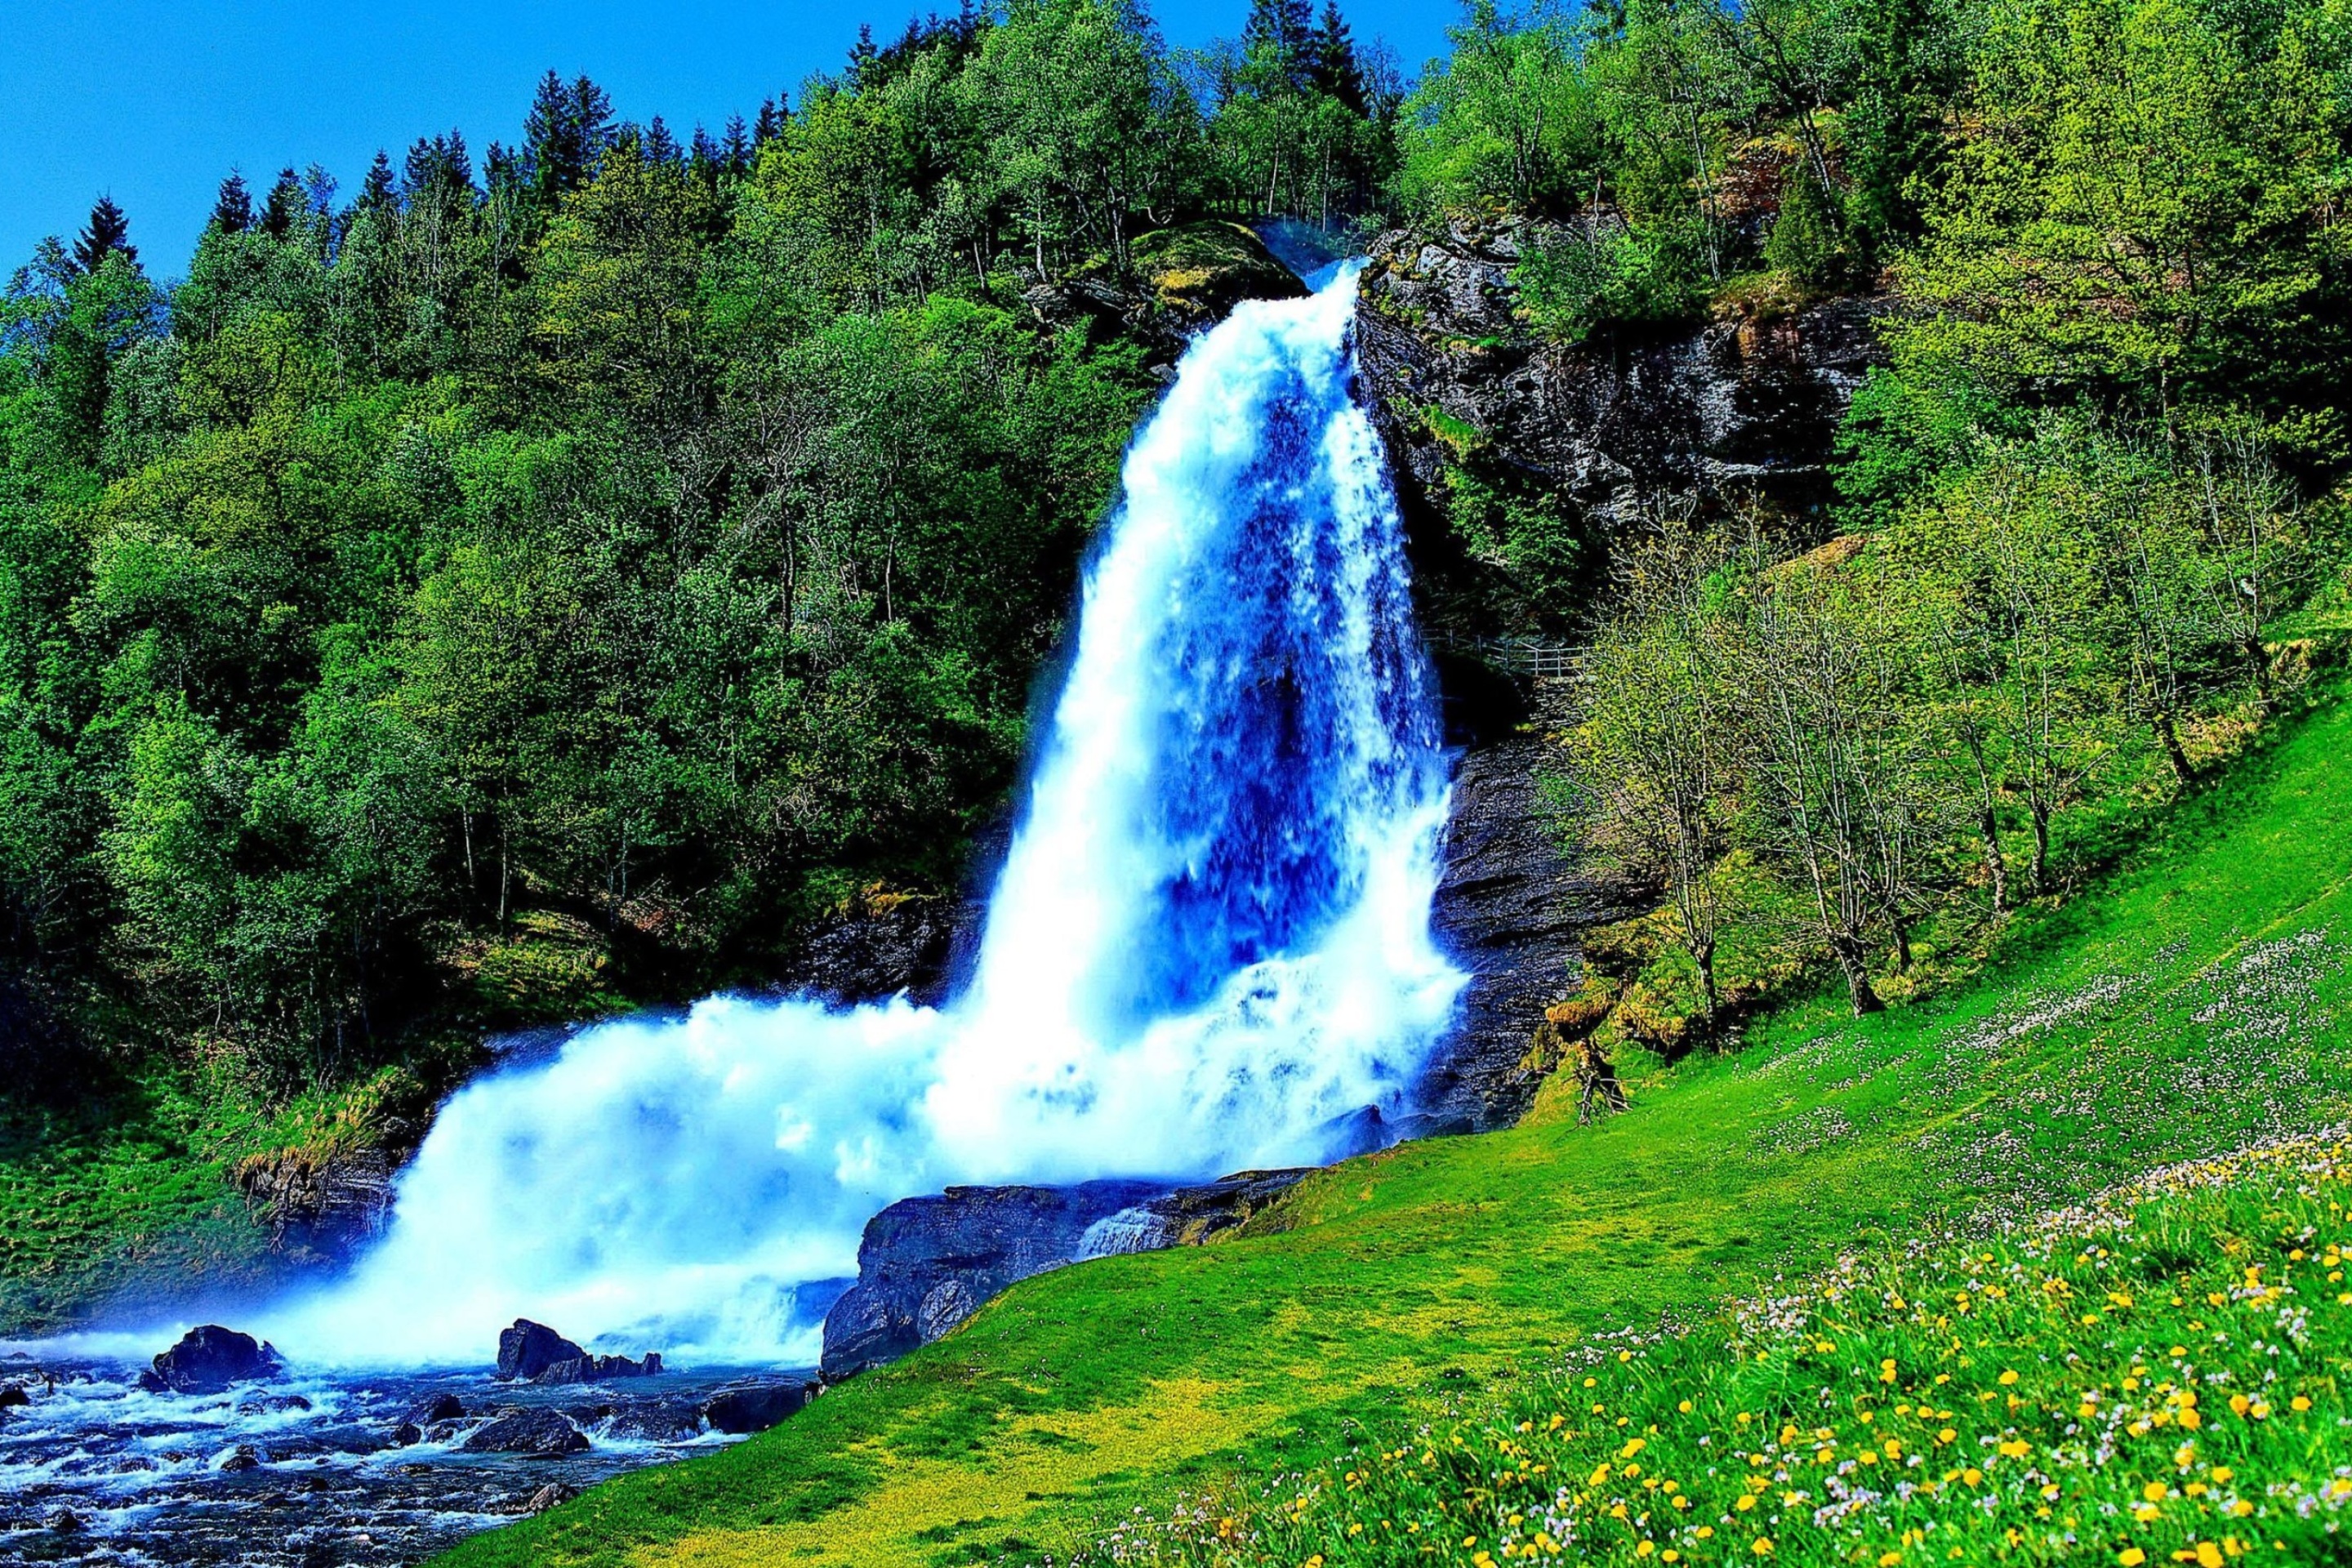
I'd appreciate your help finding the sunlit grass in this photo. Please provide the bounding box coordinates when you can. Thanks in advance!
[419,684,2352,1567]
[1160,1137,2352,1566]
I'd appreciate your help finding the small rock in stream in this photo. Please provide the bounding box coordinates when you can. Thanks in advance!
[461,1407,590,1457]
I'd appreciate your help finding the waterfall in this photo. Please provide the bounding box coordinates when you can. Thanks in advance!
[263,265,1465,1367]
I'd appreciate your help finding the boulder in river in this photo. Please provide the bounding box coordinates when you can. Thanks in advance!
[700,1379,816,1436]
[212,1443,262,1472]
[147,1325,283,1394]
[460,1407,590,1457]
[495,1319,586,1380]
[531,1351,662,1385]
[400,1392,466,1424]
[520,1481,578,1515]
[605,1399,706,1442]
[0,1383,28,1409]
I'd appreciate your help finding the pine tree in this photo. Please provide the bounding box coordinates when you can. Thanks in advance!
[646,115,682,166]
[1310,0,1367,113]
[261,167,304,238]
[848,23,879,87]
[1244,0,1317,89]
[356,151,397,212]
[721,113,752,173]
[404,132,474,203]
[523,69,614,203]
[72,195,137,273]
[753,97,786,149]
[207,172,254,234]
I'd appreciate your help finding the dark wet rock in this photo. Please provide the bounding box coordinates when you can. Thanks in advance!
[773,896,965,1009]
[495,1319,586,1381]
[0,1383,27,1408]
[237,1392,313,1414]
[821,1178,1169,1379]
[1348,220,1878,1130]
[229,1143,405,1270]
[212,1444,262,1472]
[401,1392,466,1425]
[700,1380,817,1436]
[604,1400,705,1443]
[530,1350,662,1385]
[461,1407,590,1458]
[1416,725,1653,1129]
[1319,1104,1393,1159]
[390,1422,425,1447]
[48,1508,82,1534]
[149,1325,283,1394]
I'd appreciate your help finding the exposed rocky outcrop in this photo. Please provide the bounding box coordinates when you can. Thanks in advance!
[1354,217,1884,1124]
[229,1138,412,1271]
[1418,717,1657,1129]
[140,1326,282,1395]
[771,895,968,1009]
[531,1351,662,1386]
[495,1320,585,1381]
[1356,216,1886,557]
[821,1178,1168,1379]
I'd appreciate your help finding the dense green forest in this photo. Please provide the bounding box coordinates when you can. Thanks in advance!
[0,0,1406,1113]
[2,0,2349,1322]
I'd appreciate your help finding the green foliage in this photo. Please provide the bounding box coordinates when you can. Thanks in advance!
[1518,217,1701,343]
[432,676,2352,1567]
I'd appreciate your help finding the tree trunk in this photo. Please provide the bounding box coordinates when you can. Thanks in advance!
[1833,933,1886,1015]
[1694,935,1719,1042]
[1978,805,2008,915]
[2030,800,2052,897]
[2153,710,2194,787]
[1890,916,1913,975]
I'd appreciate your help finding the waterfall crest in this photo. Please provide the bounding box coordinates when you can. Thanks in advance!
[266,265,1464,1366]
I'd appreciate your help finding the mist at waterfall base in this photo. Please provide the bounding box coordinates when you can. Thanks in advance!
[263,265,1465,1369]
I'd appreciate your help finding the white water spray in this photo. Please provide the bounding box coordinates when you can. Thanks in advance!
[263,266,1464,1366]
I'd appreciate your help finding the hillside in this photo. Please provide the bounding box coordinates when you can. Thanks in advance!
[434,677,2350,1565]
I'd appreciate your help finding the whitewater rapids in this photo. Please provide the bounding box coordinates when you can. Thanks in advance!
[261,264,1465,1366]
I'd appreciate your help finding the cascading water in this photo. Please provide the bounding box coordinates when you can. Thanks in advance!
[262,264,1464,1367]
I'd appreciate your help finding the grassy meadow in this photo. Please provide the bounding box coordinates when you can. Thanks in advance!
[430,682,2352,1566]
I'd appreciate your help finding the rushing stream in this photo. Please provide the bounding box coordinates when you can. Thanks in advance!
[0,262,1464,1562]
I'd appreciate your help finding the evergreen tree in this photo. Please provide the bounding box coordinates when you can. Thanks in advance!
[356,150,398,213]
[260,167,304,239]
[646,115,682,166]
[523,70,615,203]
[1311,0,1367,113]
[848,23,880,87]
[403,133,474,202]
[721,113,752,173]
[753,97,787,148]
[1244,0,1317,88]
[72,195,137,274]
[207,172,254,235]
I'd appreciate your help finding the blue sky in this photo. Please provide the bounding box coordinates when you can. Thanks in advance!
[5,1,1458,282]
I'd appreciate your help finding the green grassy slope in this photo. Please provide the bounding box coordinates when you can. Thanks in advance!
[439,688,2352,1567]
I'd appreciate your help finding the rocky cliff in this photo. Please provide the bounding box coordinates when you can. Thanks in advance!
[1356,217,1886,1125]
[1354,216,1886,633]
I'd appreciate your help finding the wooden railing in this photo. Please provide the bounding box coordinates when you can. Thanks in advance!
[1431,634,1588,681]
